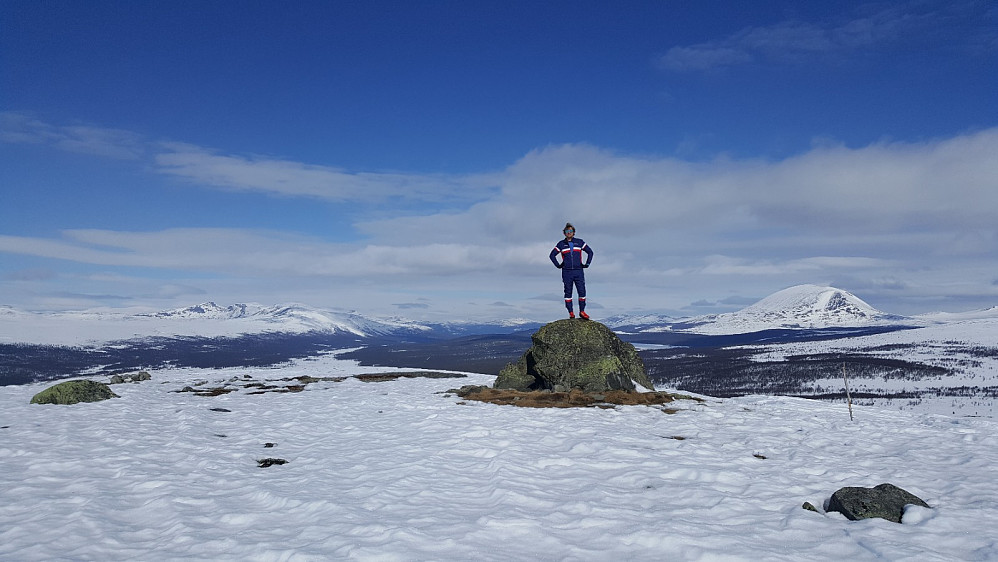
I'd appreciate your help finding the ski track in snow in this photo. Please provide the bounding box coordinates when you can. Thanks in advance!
[2,354,997,561]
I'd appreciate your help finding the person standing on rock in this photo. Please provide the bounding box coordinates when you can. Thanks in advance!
[549,222,594,319]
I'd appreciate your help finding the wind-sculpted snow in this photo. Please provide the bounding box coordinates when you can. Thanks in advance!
[1,354,996,560]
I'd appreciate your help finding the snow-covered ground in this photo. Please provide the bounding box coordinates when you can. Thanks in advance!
[743,318,998,417]
[2,353,996,561]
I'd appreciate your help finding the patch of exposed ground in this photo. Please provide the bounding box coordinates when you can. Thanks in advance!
[176,372,467,396]
[355,372,468,383]
[446,385,704,410]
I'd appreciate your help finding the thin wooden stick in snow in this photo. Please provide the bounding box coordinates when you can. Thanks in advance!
[842,362,854,421]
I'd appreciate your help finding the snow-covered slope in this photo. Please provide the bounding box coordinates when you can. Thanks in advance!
[604,313,678,331]
[0,302,430,345]
[681,284,915,335]
[739,315,998,417]
[138,302,251,320]
[1,358,996,560]
[916,305,998,322]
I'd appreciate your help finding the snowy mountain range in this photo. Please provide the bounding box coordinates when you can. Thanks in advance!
[2,284,991,346]
[603,284,919,335]
[0,302,435,346]
[138,302,431,338]
[677,284,914,335]
[3,285,998,417]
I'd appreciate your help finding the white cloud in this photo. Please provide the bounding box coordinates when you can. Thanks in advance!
[154,143,496,203]
[658,4,970,72]
[0,111,145,159]
[0,229,548,279]
[694,255,889,277]
[1,113,496,205]
[360,128,998,245]
[350,128,998,314]
[658,46,753,72]
[3,125,997,317]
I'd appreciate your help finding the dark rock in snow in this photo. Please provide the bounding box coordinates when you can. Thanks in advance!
[258,458,288,468]
[495,319,652,392]
[109,371,152,384]
[30,380,119,405]
[827,483,930,523]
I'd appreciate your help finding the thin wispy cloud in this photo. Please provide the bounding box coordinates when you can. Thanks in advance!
[154,143,496,203]
[0,229,533,278]
[697,255,889,277]
[659,4,972,71]
[0,111,145,160]
[394,302,430,310]
[0,112,494,205]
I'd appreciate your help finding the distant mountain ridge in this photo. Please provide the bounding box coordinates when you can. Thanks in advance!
[137,302,429,337]
[139,302,251,319]
[0,301,542,346]
[3,286,997,388]
[683,284,915,335]
[609,284,919,336]
[916,306,998,322]
[0,302,432,345]
[139,302,543,338]
[2,285,990,347]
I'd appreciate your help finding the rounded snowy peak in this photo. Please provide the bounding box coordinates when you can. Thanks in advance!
[142,302,250,319]
[687,284,910,335]
[742,284,880,319]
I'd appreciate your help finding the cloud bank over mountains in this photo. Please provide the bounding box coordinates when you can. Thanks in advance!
[2,111,997,318]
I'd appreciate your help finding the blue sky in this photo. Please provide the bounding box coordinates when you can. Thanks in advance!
[1,0,996,320]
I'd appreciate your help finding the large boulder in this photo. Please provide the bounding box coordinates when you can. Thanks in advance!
[30,380,119,405]
[827,483,930,523]
[495,319,652,392]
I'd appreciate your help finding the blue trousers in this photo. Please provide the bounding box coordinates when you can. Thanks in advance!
[562,269,586,312]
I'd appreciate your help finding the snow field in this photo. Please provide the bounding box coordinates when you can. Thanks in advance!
[1,353,997,561]
[739,319,998,417]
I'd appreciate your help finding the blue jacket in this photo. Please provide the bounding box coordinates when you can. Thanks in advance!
[550,237,593,270]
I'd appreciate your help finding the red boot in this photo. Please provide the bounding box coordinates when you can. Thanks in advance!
[568,311,575,319]
[579,311,590,320]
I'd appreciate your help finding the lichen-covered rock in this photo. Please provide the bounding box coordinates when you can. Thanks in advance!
[574,355,632,392]
[827,483,930,523]
[30,380,119,405]
[109,371,152,384]
[496,357,536,391]
[495,319,652,392]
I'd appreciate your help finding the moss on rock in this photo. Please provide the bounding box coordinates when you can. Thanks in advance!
[575,355,630,392]
[495,357,538,390]
[495,319,652,392]
[30,380,119,405]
